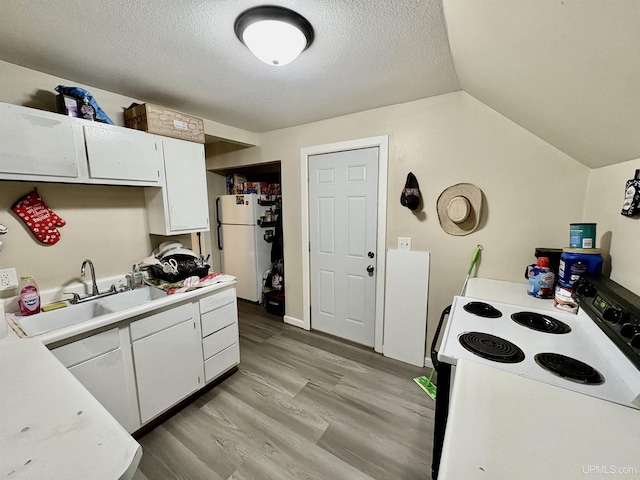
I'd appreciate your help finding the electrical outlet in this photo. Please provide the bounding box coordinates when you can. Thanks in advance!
[0,267,18,291]
[398,237,412,251]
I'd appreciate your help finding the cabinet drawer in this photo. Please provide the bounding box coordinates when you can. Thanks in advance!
[51,328,120,368]
[203,323,239,360]
[199,287,236,315]
[130,302,195,341]
[201,302,237,337]
[204,343,240,383]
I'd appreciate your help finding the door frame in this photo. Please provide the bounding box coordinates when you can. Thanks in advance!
[295,135,388,353]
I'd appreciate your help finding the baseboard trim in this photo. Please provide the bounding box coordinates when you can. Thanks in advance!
[284,315,308,330]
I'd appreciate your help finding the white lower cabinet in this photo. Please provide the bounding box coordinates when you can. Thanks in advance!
[48,286,239,433]
[68,348,137,432]
[131,309,204,423]
[51,328,139,433]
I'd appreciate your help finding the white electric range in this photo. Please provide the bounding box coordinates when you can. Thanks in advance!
[438,295,640,407]
[430,275,640,479]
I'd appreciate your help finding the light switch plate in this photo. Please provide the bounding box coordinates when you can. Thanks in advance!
[0,267,18,291]
[398,237,412,251]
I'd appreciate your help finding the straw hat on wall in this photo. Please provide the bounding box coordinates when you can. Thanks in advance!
[436,183,483,236]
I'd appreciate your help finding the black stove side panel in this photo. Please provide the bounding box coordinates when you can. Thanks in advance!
[574,274,640,372]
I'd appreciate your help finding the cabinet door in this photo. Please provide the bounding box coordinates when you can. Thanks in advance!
[132,318,203,423]
[84,123,161,183]
[162,137,209,231]
[0,103,80,178]
[50,328,140,433]
[68,348,139,433]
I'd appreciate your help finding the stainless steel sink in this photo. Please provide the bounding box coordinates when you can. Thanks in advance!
[11,286,167,337]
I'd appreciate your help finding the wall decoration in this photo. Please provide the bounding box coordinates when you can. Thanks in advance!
[621,169,640,217]
[437,183,483,236]
[400,172,422,210]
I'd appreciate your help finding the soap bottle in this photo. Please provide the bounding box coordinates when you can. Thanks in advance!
[18,275,41,316]
[527,257,555,299]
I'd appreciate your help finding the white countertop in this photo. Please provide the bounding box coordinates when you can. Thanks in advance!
[465,277,559,311]
[438,359,640,480]
[1,277,237,479]
[0,340,141,479]
[6,277,237,345]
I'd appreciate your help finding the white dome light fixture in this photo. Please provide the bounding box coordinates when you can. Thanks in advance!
[234,6,314,67]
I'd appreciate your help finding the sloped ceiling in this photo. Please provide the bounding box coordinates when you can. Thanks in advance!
[443,0,640,168]
[0,1,638,168]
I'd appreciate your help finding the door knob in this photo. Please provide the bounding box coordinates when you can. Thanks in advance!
[367,265,374,273]
[368,251,375,258]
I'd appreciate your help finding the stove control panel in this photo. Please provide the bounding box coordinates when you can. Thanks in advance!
[574,275,640,371]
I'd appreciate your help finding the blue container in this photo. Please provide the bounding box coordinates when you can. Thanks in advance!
[558,248,603,288]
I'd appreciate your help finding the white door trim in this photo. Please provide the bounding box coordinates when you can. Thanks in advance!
[296,135,388,353]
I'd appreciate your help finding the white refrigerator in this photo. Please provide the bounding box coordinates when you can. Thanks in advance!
[216,194,273,302]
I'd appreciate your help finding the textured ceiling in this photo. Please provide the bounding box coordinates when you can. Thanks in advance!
[0,0,459,133]
[1,1,639,168]
[444,0,640,168]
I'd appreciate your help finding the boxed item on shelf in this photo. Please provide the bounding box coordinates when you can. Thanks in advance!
[245,182,268,194]
[233,174,247,193]
[268,183,281,195]
[124,103,205,143]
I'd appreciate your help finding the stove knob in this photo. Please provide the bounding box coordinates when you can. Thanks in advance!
[631,334,640,349]
[620,323,640,339]
[603,306,622,323]
[574,281,596,297]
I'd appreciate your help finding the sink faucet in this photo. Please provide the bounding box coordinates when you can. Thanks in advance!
[81,259,100,296]
[63,259,118,305]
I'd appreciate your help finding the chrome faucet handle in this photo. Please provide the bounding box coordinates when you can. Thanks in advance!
[63,292,82,305]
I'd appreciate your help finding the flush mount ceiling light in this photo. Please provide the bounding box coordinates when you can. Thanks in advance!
[234,5,314,66]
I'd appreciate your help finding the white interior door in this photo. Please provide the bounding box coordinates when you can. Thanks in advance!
[309,147,378,346]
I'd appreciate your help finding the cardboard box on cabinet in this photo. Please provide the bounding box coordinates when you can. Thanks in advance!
[124,103,205,144]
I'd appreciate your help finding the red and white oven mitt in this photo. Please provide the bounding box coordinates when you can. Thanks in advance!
[11,189,66,245]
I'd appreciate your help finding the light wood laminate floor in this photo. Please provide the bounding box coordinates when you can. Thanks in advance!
[133,301,435,480]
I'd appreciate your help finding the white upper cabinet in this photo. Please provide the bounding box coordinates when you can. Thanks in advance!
[0,102,83,180]
[146,137,210,235]
[83,123,161,184]
[0,101,162,186]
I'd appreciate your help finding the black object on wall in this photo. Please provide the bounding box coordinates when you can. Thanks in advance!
[400,172,421,210]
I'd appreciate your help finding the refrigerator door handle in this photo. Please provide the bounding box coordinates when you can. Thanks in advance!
[216,197,223,250]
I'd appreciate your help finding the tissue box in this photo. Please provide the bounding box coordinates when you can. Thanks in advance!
[124,103,205,143]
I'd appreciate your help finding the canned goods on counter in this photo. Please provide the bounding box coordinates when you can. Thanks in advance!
[570,223,597,249]
[554,284,578,314]
[558,248,603,288]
